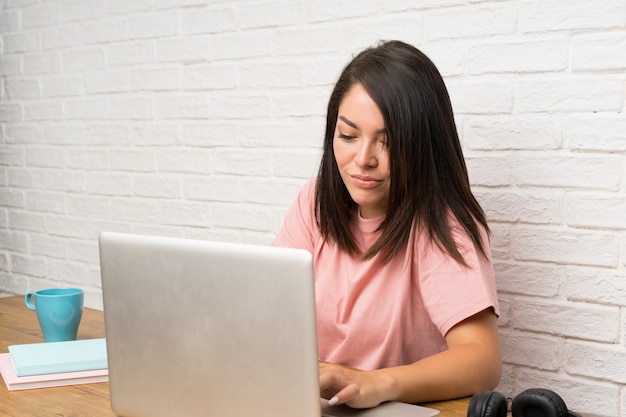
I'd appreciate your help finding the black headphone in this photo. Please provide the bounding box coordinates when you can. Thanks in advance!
[468,389,583,417]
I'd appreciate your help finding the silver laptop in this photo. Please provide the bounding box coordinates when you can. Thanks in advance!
[99,232,439,417]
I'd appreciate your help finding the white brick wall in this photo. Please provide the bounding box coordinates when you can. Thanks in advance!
[1,0,625,414]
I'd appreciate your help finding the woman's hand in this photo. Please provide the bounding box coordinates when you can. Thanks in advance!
[318,361,396,409]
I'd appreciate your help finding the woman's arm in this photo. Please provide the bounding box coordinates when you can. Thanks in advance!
[319,308,501,408]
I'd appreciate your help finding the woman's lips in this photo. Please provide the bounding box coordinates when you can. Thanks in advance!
[351,174,381,188]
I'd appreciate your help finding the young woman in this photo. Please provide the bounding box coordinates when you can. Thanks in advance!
[273,40,501,408]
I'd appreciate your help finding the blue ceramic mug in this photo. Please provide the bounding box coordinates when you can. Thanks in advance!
[25,288,84,342]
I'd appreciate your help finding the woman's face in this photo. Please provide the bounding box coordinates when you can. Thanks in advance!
[333,83,390,219]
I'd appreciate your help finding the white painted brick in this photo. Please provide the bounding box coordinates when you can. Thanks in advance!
[183,175,241,202]
[494,261,563,297]
[9,210,45,232]
[565,267,626,306]
[212,203,273,231]
[11,254,46,277]
[23,53,62,74]
[211,95,271,119]
[272,89,328,117]
[0,8,20,31]
[129,122,177,146]
[0,189,24,208]
[181,122,238,147]
[41,170,83,193]
[157,149,210,173]
[179,7,237,35]
[240,61,304,89]
[338,15,423,53]
[447,79,514,114]
[41,26,84,50]
[62,48,106,72]
[83,20,129,45]
[110,198,158,223]
[465,116,563,150]
[26,190,64,213]
[154,0,205,9]
[3,32,39,54]
[107,0,151,15]
[0,230,29,252]
[424,4,517,40]
[156,37,210,63]
[0,56,21,76]
[64,98,108,120]
[5,78,40,99]
[210,32,272,60]
[519,0,626,33]
[107,41,154,67]
[212,149,273,176]
[240,1,303,28]
[154,95,210,119]
[107,97,153,120]
[46,214,89,237]
[0,104,22,122]
[25,146,64,168]
[567,192,626,230]
[239,118,323,149]
[240,178,305,206]
[21,4,59,29]
[58,0,105,23]
[30,234,67,259]
[4,125,42,144]
[131,67,180,91]
[499,329,562,370]
[567,114,626,152]
[465,156,511,187]
[66,195,109,219]
[134,174,180,198]
[272,151,320,179]
[476,189,563,225]
[512,298,620,342]
[0,145,24,166]
[515,76,622,112]
[512,227,619,267]
[156,200,208,226]
[517,370,617,417]
[572,32,626,71]
[566,341,626,384]
[272,27,340,56]
[182,63,238,91]
[42,76,84,97]
[511,154,622,191]
[66,240,99,263]
[84,173,132,196]
[467,38,569,74]
[110,150,156,172]
[306,0,377,22]
[85,125,127,146]
[84,70,129,94]
[129,12,178,39]
[66,149,108,170]
[23,101,63,121]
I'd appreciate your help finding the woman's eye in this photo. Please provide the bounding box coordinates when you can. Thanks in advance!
[338,132,355,140]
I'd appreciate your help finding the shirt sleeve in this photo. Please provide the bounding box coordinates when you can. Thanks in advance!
[416,220,499,337]
[272,179,317,253]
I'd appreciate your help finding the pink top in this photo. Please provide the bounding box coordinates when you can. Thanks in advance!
[272,180,499,371]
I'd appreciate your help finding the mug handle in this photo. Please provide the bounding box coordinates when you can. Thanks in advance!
[25,292,37,310]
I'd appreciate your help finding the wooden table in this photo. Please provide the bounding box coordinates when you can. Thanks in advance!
[0,295,469,416]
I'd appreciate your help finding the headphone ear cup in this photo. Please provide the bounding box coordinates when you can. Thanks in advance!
[467,391,508,417]
[511,388,568,417]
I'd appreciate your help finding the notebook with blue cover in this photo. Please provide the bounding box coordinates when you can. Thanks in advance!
[8,338,107,377]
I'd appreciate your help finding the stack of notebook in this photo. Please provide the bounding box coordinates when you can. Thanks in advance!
[0,338,108,391]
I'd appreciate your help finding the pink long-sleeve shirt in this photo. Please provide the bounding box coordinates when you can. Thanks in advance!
[273,180,499,370]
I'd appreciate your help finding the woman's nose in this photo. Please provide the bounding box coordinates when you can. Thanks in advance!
[355,142,379,168]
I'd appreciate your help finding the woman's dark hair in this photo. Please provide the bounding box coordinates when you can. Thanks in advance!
[315,40,489,265]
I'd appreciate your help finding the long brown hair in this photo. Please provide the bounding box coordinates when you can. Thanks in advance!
[315,40,489,266]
